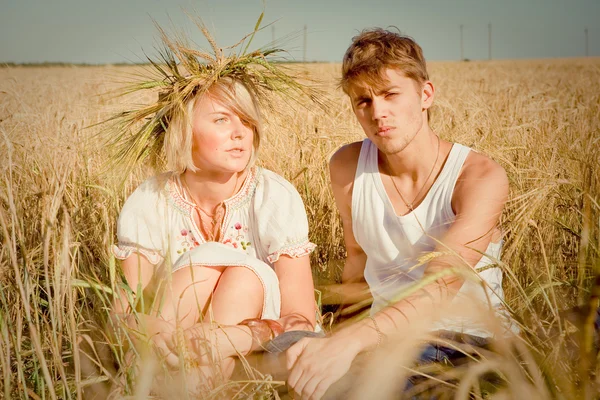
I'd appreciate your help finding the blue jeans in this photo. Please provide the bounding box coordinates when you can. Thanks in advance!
[405,332,492,399]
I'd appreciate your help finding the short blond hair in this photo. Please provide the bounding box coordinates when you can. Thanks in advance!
[341,28,432,120]
[340,28,429,93]
[164,77,262,174]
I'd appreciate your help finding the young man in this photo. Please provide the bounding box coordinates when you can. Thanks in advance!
[286,28,512,399]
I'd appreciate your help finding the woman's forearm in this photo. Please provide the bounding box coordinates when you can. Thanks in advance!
[185,313,314,363]
[111,285,134,315]
[185,323,257,360]
[277,312,314,332]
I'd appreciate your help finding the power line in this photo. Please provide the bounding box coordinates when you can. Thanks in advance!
[303,24,307,62]
[460,24,464,61]
[488,23,492,60]
[585,27,589,57]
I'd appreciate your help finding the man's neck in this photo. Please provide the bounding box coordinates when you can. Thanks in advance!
[381,127,440,183]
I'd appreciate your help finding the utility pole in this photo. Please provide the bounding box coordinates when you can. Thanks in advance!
[303,24,307,62]
[585,27,589,57]
[460,24,464,61]
[488,23,492,60]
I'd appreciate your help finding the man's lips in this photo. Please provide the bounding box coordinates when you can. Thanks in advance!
[376,126,395,136]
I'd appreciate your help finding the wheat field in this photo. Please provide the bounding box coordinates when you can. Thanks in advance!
[0,59,599,399]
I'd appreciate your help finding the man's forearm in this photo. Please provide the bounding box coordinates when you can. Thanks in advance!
[333,272,465,353]
[318,282,372,305]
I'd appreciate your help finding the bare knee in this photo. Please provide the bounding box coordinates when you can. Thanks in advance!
[209,266,264,325]
[161,265,223,326]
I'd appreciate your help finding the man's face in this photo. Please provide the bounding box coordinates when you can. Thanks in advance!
[348,68,432,155]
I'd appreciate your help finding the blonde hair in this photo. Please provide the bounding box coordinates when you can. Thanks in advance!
[340,28,429,92]
[164,77,262,174]
[340,28,432,120]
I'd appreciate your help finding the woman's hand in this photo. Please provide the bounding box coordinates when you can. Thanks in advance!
[118,313,179,367]
[180,323,221,365]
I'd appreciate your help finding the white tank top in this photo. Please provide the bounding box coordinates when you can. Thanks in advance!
[352,139,510,337]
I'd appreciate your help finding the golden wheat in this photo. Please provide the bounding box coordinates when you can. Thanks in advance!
[0,58,599,398]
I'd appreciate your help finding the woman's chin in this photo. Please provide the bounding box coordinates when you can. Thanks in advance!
[221,161,251,175]
[194,157,251,175]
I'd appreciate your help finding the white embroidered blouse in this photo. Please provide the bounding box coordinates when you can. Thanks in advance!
[112,166,316,269]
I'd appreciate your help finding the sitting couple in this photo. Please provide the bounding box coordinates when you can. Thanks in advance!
[110,27,513,399]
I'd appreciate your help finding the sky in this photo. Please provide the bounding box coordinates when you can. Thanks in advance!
[1,0,599,64]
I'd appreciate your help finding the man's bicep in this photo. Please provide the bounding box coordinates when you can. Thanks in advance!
[439,163,509,268]
[329,144,367,283]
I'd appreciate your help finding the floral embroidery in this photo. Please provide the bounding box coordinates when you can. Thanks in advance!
[177,228,200,255]
[223,222,252,252]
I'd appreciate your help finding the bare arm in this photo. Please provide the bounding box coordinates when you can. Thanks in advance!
[182,254,317,361]
[327,143,371,304]
[335,153,510,350]
[285,154,510,399]
[112,254,156,314]
[275,254,317,331]
[183,144,367,359]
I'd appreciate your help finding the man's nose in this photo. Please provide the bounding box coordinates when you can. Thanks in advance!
[371,97,388,120]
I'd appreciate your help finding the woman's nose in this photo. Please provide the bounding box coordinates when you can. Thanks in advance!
[232,118,250,139]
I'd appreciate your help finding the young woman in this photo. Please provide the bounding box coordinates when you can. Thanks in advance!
[111,76,318,376]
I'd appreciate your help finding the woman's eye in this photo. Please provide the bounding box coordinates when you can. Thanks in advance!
[215,117,228,123]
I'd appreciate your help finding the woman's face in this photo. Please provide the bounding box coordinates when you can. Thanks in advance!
[191,94,254,175]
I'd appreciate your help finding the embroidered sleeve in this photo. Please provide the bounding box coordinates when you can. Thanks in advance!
[267,239,317,263]
[112,244,163,265]
[113,177,166,265]
[254,170,317,264]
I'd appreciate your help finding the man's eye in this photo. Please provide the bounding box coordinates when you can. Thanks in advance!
[385,92,398,98]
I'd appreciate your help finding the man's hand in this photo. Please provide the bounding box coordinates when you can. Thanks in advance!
[286,336,361,400]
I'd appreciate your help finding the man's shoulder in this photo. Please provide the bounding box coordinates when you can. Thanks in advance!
[330,141,363,165]
[454,147,509,206]
[329,141,364,183]
[461,148,507,182]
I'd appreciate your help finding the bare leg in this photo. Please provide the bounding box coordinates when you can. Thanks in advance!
[159,265,224,328]
[209,266,265,325]
[166,265,265,391]
[204,266,265,381]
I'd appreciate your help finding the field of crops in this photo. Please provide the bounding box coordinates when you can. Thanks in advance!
[0,58,599,398]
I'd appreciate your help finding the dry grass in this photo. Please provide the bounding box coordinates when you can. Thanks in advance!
[0,58,599,398]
